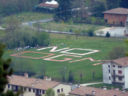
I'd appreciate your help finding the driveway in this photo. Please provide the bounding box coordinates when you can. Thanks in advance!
[22,18,53,26]
[95,27,126,37]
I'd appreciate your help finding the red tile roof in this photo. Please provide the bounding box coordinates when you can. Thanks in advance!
[38,3,58,8]
[69,86,128,96]
[103,8,128,15]
[112,57,128,67]
[8,75,60,90]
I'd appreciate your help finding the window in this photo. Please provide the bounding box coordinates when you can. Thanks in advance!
[113,70,115,74]
[8,84,10,89]
[109,69,110,73]
[118,70,122,74]
[42,90,45,94]
[29,88,31,92]
[118,66,122,68]
[108,65,110,68]
[57,89,60,93]
[118,77,122,81]
[61,88,63,92]
[113,65,115,67]
[24,87,26,91]
[33,89,35,93]
[105,19,108,23]
[109,76,111,80]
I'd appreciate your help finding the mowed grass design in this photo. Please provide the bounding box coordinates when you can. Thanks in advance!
[5,34,126,83]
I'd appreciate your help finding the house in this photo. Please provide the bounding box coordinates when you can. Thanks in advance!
[102,57,128,89]
[103,8,128,26]
[36,0,58,12]
[69,86,128,96]
[5,74,71,96]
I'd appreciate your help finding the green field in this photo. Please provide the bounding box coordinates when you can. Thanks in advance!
[2,12,53,22]
[39,21,105,32]
[5,34,126,83]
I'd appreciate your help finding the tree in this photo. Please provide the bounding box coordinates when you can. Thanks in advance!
[120,0,128,8]
[0,0,39,16]
[0,44,19,96]
[59,66,67,82]
[105,32,110,38]
[87,28,95,37]
[72,0,87,19]
[74,30,81,39]
[92,71,95,80]
[68,70,74,83]
[55,0,73,21]
[0,44,12,93]
[126,40,128,56]
[90,1,105,17]
[108,46,126,60]
[45,88,55,96]
[106,0,121,9]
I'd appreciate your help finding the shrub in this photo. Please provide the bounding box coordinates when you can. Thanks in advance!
[105,32,110,38]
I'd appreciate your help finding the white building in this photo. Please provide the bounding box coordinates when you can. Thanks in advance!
[5,74,71,96]
[45,0,58,5]
[102,57,128,89]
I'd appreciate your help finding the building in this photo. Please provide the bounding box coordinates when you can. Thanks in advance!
[124,16,128,36]
[69,86,128,96]
[36,0,58,12]
[103,8,128,26]
[5,74,71,96]
[102,57,128,89]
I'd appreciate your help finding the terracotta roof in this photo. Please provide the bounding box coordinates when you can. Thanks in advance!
[112,57,128,67]
[103,8,128,15]
[69,86,128,96]
[8,75,60,90]
[38,3,58,8]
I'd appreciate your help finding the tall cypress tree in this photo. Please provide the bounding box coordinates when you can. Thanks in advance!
[0,44,18,96]
[55,0,73,21]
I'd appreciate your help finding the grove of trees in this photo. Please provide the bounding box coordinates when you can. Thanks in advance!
[0,17,50,49]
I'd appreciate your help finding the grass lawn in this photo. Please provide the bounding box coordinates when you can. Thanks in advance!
[39,21,105,32]
[89,83,123,90]
[2,12,53,22]
[4,34,126,83]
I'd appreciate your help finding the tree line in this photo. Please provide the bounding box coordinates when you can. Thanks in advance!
[55,0,128,22]
[0,17,50,49]
[0,0,39,16]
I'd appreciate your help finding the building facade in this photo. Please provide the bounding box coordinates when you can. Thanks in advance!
[5,74,71,96]
[102,57,128,89]
[103,8,128,26]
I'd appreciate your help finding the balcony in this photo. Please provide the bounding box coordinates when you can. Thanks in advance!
[112,74,124,78]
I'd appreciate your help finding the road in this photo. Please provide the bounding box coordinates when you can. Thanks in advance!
[80,82,103,86]
[22,18,54,26]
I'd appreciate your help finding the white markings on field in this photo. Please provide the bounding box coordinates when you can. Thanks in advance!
[36,46,100,64]
[11,46,101,64]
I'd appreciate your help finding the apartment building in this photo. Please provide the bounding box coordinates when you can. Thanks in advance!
[102,57,128,89]
[5,74,71,96]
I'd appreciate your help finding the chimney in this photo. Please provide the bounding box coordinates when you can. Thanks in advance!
[24,73,28,78]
